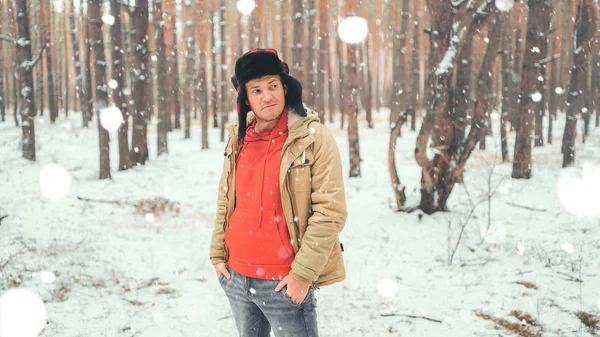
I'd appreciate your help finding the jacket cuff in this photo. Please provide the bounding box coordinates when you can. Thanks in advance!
[290,271,312,286]
[211,257,225,265]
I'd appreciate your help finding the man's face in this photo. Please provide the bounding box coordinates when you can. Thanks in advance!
[245,75,286,123]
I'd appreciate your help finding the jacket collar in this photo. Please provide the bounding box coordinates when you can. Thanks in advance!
[229,104,320,142]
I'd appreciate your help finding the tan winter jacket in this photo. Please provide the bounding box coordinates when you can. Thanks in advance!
[209,106,347,288]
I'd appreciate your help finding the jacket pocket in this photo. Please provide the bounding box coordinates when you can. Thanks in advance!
[289,150,313,192]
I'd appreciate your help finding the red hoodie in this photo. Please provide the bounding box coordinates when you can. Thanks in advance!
[225,109,295,280]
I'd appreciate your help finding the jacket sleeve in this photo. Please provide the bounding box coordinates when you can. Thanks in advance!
[290,124,347,285]
[209,138,232,265]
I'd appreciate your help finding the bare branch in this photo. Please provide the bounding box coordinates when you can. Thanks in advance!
[0,214,7,225]
[31,42,48,68]
[506,201,547,212]
[0,35,19,44]
[536,53,561,67]
[381,313,443,323]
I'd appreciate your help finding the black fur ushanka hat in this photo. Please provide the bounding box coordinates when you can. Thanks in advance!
[231,49,306,141]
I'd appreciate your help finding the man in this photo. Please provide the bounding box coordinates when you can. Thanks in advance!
[209,49,347,337]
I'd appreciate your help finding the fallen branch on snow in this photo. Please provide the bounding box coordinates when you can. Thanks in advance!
[77,196,136,206]
[555,271,583,283]
[506,202,547,212]
[380,313,442,323]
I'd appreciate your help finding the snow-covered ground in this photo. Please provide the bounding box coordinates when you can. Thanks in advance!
[1,110,599,337]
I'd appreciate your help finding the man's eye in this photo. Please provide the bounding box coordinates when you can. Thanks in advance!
[271,85,277,89]
[252,89,260,94]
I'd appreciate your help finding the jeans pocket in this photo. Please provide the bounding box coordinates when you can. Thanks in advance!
[282,286,310,307]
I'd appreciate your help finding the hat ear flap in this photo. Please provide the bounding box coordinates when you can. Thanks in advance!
[237,88,251,141]
[284,76,306,117]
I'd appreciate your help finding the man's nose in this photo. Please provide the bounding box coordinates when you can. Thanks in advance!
[262,92,274,102]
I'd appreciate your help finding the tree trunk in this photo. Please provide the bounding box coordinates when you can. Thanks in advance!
[131,0,150,166]
[500,11,511,163]
[83,2,93,125]
[512,0,552,179]
[211,0,218,129]
[164,0,180,130]
[183,0,194,139]
[451,6,502,197]
[415,0,454,214]
[338,36,346,128]
[15,0,37,161]
[451,21,478,154]
[292,0,304,83]
[389,0,409,124]
[416,0,490,213]
[70,1,88,127]
[582,62,592,142]
[343,2,360,178]
[0,63,4,122]
[317,0,329,123]
[38,57,44,117]
[41,0,58,123]
[327,17,336,123]
[154,0,169,156]
[219,3,227,143]
[547,6,562,144]
[0,0,4,122]
[305,0,316,109]
[562,0,597,167]
[110,0,131,171]
[63,11,70,117]
[89,0,111,179]
[389,106,411,209]
[410,15,420,131]
[510,28,524,130]
[196,0,209,150]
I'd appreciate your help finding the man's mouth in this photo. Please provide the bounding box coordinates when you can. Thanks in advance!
[262,104,276,110]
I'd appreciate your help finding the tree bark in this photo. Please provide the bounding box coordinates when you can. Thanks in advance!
[164,0,180,130]
[415,0,454,214]
[219,3,227,143]
[500,11,511,163]
[109,0,131,171]
[0,61,4,122]
[344,1,360,178]
[409,14,420,131]
[183,0,194,139]
[211,0,218,129]
[317,0,329,123]
[89,0,111,179]
[42,0,58,123]
[131,0,150,166]
[83,2,94,125]
[338,35,346,128]
[0,0,5,122]
[63,11,70,117]
[15,0,37,161]
[389,106,412,209]
[7,0,18,126]
[512,0,552,179]
[446,7,501,210]
[416,0,491,213]
[196,0,209,149]
[292,0,304,78]
[562,0,597,167]
[389,0,409,124]
[154,0,169,156]
[510,28,524,130]
[0,0,4,122]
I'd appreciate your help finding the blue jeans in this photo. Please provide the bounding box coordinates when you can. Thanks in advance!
[218,266,319,337]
